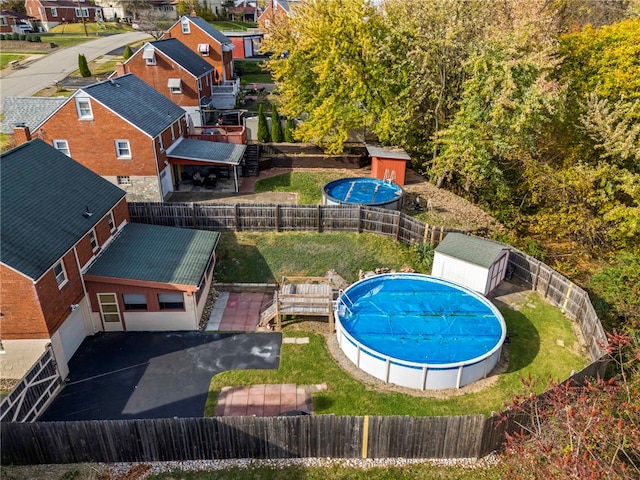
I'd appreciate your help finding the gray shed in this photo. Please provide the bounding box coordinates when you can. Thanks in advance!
[431,233,510,295]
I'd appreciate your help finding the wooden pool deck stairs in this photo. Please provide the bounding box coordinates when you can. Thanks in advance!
[258,276,335,331]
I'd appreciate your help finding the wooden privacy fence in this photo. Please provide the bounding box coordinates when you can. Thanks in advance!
[128,202,459,247]
[2,414,499,465]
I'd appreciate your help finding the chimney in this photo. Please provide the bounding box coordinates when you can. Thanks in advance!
[13,124,32,146]
[114,62,126,77]
[190,10,197,17]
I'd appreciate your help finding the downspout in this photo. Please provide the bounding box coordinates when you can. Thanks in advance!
[152,134,162,200]
[72,246,97,333]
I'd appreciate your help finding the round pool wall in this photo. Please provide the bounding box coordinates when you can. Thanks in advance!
[334,273,506,390]
[323,177,404,210]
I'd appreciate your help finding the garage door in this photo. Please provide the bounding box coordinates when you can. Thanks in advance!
[58,308,87,364]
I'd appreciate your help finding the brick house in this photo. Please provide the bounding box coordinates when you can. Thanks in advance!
[0,10,36,34]
[161,15,238,109]
[25,0,103,31]
[94,0,178,23]
[258,0,296,31]
[113,38,216,127]
[0,139,221,381]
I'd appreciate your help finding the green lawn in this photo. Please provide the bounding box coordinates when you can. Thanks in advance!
[242,73,273,83]
[0,53,27,69]
[255,171,360,204]
[212,21,258,32]
[47,22,132,35]
[209,231,588,417]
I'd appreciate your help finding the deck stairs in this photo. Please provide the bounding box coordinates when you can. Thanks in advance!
[243,144,260,177]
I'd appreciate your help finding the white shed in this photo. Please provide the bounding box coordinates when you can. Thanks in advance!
[432,233,510,295]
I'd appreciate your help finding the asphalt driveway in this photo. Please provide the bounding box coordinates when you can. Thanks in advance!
[39,331,281,421]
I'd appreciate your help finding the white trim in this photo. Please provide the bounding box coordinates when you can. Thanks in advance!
[53,139,70,156]
[75,97,93,120]
[114,139,131,159]
[53,260,68,289]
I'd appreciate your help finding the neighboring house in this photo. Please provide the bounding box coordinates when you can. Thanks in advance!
[432,233,511,296]
[162,15,238,109]
[25,0,103,31]
[3,74,247,200]
[258,0,296,31]
[224,31,263,60]
[225,0,259,22]
[0,139,221,381]
[0,10,36,33]
[94,0,178,23]
[113,38,216,127]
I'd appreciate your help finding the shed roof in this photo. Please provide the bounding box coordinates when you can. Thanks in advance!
[0,140,126,280]
[366,145,411,161]
[85,223,219,287]
[80,74,185,138]
[1,97,67,134]
[146,38,213,77]
[167,138,246,165]
[435,233,509,269]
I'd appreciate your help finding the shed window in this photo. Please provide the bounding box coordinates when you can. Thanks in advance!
[168,78,182,94]
[123,294,147,311]
[158,292,184,310]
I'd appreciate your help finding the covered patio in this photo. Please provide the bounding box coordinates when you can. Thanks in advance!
[167,138,247,193]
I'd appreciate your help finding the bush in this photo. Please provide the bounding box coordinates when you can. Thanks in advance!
[411,242,435,271]
[12,33,19,40]
[123,45,133,60]
[257,104,270,143]
[34,35,41,42]
[284,118,295,142]
[0,34,5,41]
[271,104,283,143]
[18,34,26,41]
[78,53,92,78]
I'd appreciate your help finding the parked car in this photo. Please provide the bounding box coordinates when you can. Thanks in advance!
[215,111,249,126]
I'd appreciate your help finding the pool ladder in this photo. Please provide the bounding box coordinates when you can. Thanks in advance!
[337,289,354,316]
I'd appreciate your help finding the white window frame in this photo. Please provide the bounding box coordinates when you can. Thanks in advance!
[181,18,190,34]
[117,176,131,186]
[107,212,115,232]
[89,229,99,252]
[75,7,81,17]
[123,293,148,311]
[115,140,131,159]
[53,260,68,289]
[82,8,89,18]
[168,78,182,94]
[50,7,57,17]
[143,48,156,66]
[197,78,202,92]
[53,139,70,156]
[158,292,185,310]
[75,98,93,120]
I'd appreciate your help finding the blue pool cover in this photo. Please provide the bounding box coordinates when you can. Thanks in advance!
[337,274,505,364]
[324,177,402,205]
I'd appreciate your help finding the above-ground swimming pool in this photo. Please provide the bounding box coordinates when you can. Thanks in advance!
[323,177,404,210]
[335,273,506,390]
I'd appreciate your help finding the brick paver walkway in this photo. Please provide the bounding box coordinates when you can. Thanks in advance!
[214,383,326,416]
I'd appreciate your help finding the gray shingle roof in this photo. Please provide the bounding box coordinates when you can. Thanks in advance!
[85,223,219,286]
[167,138,246,165]
[0,140,126,280]
[435,233,509,269]
[1,97,67,134]
[147,38,213,77]
[366,145,411,161]
[81,74,185,138]
[185,16,232,45]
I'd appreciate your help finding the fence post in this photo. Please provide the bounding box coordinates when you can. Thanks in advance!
[275,205,281,233]
[532,260,541,291]
[394,212,401,241]
[357,205,363,233]
[317,205,322,233]
[191,203,197,228]
[235,204,240,232]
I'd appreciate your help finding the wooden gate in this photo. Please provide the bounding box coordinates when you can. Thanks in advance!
[0,344,62,422]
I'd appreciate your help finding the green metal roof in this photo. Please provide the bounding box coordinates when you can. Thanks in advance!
[1,140,126,280]
[85,223,219,286]
[435,233,509,269]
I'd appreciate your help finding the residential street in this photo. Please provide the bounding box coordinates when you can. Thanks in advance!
[0,31,151,103]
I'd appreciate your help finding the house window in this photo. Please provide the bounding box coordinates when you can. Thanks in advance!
[0,340,5,354]
[123,293,147,311]
[89,229,98,252]
[197,78,202,92]
[198,43,209,56]
[53,140,70,156]
[75,7,82,16]
[51,7,57,17]
[181,18,190,34]
[265,19,270,28]
[168,78,182,94]
[75,98,93,120]
[107,212,115,232]
[115,140,131,159]
[158,292,184,310]
[143,48,156,65]
[82,8,89,18]
[53,260,67,288]
[117,176,131,186]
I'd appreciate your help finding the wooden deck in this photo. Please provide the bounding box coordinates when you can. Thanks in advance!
[259,276,335,331]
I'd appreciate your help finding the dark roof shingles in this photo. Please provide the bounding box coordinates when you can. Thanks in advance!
[149,38,213,77]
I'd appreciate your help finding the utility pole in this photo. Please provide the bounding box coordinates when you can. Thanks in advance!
[77,0,88,36]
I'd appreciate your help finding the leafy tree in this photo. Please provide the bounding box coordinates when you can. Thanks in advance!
[284,117,295,143]
[3,1,26,14]
[257,104,270,143]
[78,54,92,78]
[123,45,133,60]
[271,104,283,143]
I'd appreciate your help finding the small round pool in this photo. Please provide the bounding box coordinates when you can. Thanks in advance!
[323,177,404,210]
[334,273,506,390]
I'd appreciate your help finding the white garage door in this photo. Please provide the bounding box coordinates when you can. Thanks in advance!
[58,308,87,364]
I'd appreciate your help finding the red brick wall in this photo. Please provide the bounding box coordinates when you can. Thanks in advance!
[0,265,48,339]
[113,198,130,225]
[119,50,212,107]
[75,234,95,268]
[163,21,233,82]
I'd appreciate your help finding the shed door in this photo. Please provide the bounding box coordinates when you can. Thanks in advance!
[160,166,173,199]
[58,307,87,363]
[486,252,509,294]
[244,38,252,58]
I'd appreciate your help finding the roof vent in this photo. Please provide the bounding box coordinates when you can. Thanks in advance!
[83,206,93,218]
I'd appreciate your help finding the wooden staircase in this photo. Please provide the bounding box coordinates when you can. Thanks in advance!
[258,276,335,331]
[243,144,260,177]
